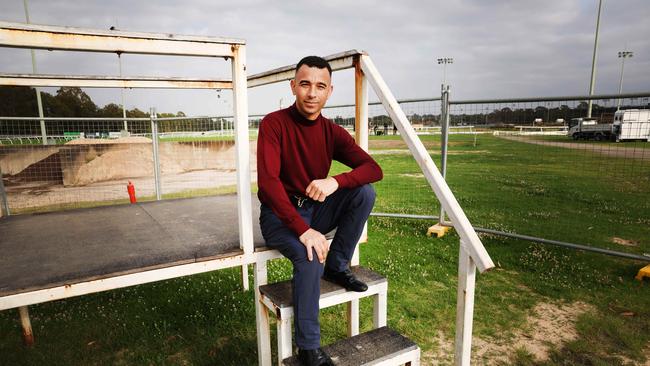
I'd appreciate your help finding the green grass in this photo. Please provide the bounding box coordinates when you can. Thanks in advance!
[1,134,649,365]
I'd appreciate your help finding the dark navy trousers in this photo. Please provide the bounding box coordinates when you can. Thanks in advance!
[259,184,376,350]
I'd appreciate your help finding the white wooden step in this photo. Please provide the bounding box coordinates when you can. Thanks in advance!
[258,266,387,315]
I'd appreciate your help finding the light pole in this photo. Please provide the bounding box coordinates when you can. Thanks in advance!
[617,50,633,110]
[587,0,603,118]
[23,0,47,145]
[437,57,453,87]
[118,53,128,131]
[110,24,128,132]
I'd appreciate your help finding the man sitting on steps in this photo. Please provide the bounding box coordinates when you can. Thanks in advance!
[257,55,383,366]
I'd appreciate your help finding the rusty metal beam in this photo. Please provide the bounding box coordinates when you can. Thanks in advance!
[0,21,241,57]
[0,73,232,89]
[247,50,365,88]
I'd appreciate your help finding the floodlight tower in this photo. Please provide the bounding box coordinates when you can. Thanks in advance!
[437,57,454,87]
[617,50,633,110]
[587,0,603,118]
[437,57,453,228]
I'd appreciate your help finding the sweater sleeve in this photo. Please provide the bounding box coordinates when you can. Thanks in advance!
[331,125,383,188]
[257,116,310,236]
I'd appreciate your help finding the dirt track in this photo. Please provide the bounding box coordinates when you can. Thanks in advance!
[497,136,650,161]
[4,169,250,212]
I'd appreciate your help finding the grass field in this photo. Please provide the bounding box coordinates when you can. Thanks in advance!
[0,134,648,365]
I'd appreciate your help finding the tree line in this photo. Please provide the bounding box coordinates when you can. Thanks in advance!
[0,86,195,136]
[330,100,650,129]
[0,86,178,118]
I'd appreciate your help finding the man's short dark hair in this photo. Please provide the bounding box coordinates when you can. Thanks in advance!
[296,56,332,76]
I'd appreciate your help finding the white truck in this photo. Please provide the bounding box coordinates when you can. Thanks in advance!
[612,109,650,142]
[567,117,613,141]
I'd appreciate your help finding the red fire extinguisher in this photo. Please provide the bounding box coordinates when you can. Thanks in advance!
[127,181,137,204]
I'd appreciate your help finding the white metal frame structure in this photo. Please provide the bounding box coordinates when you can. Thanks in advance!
[0,21,253,344]
[249,51,494,365]
[1,21,494,363]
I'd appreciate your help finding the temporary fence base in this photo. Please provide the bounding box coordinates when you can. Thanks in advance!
[427,223,451,238]
[636,265,650,281]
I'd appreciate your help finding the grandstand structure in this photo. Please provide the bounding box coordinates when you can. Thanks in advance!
[0,22,494,365]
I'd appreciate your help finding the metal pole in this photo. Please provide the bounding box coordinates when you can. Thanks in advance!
[119,53,128,132]
[617,51,633,110]
[0,166,10,217]
[617,57,626,110]
[443,63,447,86]
[439,85,450,223]
[370,212,650,262]
[150,108,161,200]
[23,0,47,145]
[471,225,650,262]
[587,0,602,118]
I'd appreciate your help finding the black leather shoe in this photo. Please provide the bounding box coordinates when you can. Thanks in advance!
[323,267,368,292]
[298,347,334,366]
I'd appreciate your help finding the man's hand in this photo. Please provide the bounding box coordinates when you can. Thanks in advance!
[305,177,339,202]
[299,228,329,263]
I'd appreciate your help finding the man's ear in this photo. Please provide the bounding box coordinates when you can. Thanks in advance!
[290,79,296,95]
[328,84,334,98]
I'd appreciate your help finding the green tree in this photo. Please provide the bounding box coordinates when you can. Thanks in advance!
[0,86,41,116]
[98,103,123,117]
[51,87,98,117]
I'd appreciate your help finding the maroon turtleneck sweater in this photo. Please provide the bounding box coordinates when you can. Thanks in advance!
[257,104,383,236]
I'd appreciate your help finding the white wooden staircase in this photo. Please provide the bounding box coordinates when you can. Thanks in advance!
[251,52,494,366]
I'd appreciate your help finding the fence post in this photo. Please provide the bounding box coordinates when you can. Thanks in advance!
[439,85,450,224]
[0,166,9,217]
[150,108,162,201]
[426,85,452,238]
[38,101,47,145]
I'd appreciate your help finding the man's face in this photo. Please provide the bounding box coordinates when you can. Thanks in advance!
[290,65,333,120]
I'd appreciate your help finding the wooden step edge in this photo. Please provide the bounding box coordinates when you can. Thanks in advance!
[282,326,419,366]
[259,266,386,309]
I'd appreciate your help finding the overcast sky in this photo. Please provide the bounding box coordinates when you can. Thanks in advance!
[1,0,648,116]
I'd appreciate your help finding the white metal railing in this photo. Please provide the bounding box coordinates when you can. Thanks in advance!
[493,125,568,136]
[413,125,476,135]
[359,55,494,365]
[247,51,495,366]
